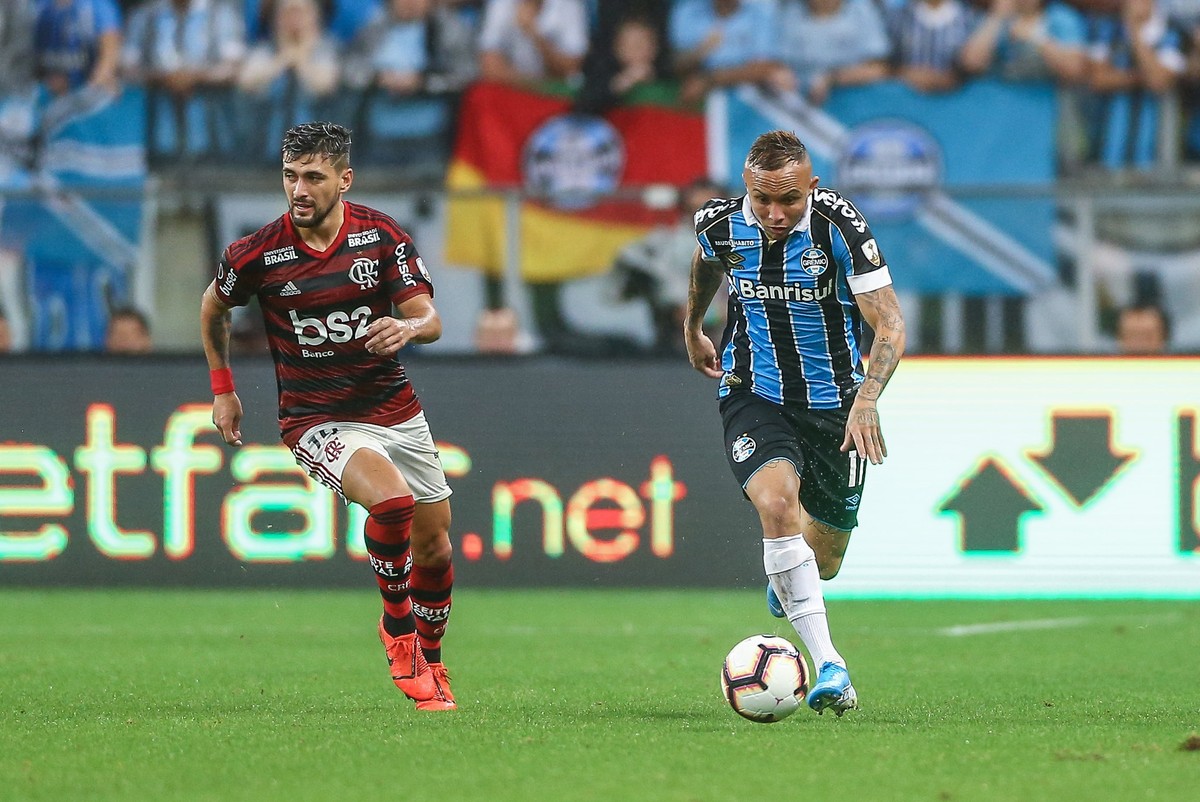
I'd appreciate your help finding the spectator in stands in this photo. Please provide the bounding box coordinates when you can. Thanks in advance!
[0,312,12,353]
[575,1,672,112]
[425,0,482,91]
[960,0,1089,83]
[326,0,384,43]
[122,0,247,158]
[610,177,724,353]
[346,0,479,95]
[477,0,589,87]
[1,1,36,93]
[1116,301,1170,353]
[669,0,794,104]
[33,0,123,96]
[1086,0,1185,170]
[1,1,37,183]
[576,14,671,112]
[247,0,382,44]
[345,0,431,97]
[888,0,980,93]
[474,306,524,353]
[777,0,891,105]
[1171,4,1200,159]
[238,0,338,99]
[105,306,152,353]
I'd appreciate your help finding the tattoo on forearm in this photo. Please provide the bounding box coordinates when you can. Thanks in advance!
[206,309,232,365]
[686,253,722,329]
[853,406,880,427]
[858,290,905,401]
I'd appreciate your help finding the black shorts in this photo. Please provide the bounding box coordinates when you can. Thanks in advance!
[719,391,867,531]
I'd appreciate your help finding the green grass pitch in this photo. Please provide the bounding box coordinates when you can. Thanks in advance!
[2,590,1197,802]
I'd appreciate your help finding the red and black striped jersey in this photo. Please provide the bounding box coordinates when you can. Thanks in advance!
[214,201,434,446]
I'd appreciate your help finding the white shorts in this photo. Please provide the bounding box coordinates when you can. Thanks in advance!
[291,413,453,504]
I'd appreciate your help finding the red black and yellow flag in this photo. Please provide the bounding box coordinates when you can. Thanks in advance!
[445,81,707,283]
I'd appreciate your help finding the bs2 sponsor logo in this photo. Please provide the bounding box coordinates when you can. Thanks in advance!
[290,306,372,346]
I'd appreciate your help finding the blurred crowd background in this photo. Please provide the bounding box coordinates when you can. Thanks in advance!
[0,0,1197,357]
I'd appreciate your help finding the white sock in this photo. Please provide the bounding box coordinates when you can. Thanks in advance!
[763,534,844,671]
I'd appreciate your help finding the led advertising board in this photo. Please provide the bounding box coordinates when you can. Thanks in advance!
[1,358,1196,596]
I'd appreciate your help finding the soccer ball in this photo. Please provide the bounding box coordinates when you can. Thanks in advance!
[720,634,809,723]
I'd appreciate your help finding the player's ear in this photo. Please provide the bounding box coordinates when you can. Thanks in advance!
[341,167,354,192]
[809,174,820,191]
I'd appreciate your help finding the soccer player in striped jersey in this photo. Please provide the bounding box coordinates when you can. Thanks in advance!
[199,122,456,710]
[684,130,906,716]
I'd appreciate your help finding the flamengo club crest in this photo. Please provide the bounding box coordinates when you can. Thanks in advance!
[349,257,379,289]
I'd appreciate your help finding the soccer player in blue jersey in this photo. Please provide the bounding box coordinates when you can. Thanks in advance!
[684,130,906,716]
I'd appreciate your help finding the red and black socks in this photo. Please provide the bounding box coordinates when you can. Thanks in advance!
[410,560,453,664]
[365,496,416,637]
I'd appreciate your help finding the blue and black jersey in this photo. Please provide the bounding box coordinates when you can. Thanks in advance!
[695,187,893,409]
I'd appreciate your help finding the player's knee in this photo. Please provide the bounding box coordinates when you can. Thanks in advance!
[411,529,452,567]
[754,494,802,535]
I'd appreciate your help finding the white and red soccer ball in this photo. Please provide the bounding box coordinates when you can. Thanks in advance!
[720,634,809,723]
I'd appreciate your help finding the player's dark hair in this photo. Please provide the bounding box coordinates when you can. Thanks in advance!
[282,121,352,169]
[745,130,809,171]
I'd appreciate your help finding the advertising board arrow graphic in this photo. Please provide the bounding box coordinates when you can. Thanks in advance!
[1025,412,1137,508]
[937,456,1044,552]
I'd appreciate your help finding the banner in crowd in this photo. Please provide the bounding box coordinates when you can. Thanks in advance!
[2,357,1198,597]
[444,81,706,283]
[714,81,1060,295]
[0,87,148,351]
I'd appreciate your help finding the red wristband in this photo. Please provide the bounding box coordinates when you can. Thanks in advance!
[210,367,235,395]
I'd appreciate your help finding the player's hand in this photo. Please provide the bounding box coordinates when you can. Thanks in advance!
[212,392,244,447]
[684,329,723,379]
[841,398,886,465]
[365,316,416,357]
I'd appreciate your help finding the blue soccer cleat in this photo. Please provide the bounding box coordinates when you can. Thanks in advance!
[806,662,858,716]
[766,583,786,618]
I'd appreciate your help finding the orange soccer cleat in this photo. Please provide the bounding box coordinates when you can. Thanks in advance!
[415,663,456,711]
[378,617,437,702]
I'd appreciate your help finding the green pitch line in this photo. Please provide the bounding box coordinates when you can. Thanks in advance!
[1,590,1197,802]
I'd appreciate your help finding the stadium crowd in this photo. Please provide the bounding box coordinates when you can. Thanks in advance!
[0,0,1197,355]
[2,0,1199,171]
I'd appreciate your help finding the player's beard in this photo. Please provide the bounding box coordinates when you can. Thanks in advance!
[289,196,336,229]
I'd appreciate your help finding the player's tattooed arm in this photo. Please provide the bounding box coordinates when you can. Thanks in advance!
[200,282,234,369]
[200,281,243,446]
[854,285,906,403]
[685,246,723,330]
[842,285,906,464]
[684,245,725,378]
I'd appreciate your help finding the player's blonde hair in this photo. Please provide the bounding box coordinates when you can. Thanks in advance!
[745,131,809,172]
